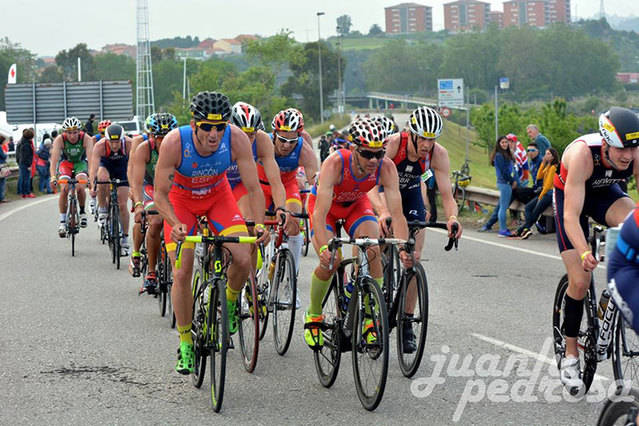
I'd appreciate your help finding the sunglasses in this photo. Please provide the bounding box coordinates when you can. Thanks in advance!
[527,148,538,152]
[277,134,298,145]
[357,148,385,160]
[196,121,227,132]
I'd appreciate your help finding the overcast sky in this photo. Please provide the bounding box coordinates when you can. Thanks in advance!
[5,0,637,57]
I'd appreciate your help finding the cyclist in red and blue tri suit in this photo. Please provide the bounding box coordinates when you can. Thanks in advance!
[153,91,268,375]
[304,118,412,349]
[554,107,639,394]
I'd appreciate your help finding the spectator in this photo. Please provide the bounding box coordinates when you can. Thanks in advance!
[84,113,96,136]
[527,142,543,189]
[16,128,36,198]
[507,133,530,186]
[515,148,559,239]
[479,135,516,236]
[319,134,330,163]
[0,135,9,203]
[50,130,58,139]
[8,137,15,152]
[36,138,53,193]
[526,124,551,156]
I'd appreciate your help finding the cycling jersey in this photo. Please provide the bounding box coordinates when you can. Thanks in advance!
[99,138,129,186]
[308,149,381,237]
[392,131,430,190]
[165,125,246,251]
[258,134,303,185]
[553,133,634,252]
[61,132,87,163]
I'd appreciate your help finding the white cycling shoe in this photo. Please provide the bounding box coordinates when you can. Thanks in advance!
[560,355,585,396]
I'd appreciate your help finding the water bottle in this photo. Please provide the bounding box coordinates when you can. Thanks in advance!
[343,281,354,311]
[598,289,610,320]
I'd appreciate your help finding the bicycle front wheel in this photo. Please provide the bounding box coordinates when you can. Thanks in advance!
[272,248,296,355]
[209,280,228,412]
[313,277,342,388]
[612,310,639,393]
[596,389,639,426]
[191,270,207,389]
[397,263,428,378]
[238,274,260,373]
[352,277,389,411]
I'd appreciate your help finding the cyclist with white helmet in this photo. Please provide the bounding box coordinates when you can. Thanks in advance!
[89,124,134,255]
[49,117,94,237]
[554,106,639,394]
[304,118,413,349]
[368,106,462,353]
[130,113,178,293]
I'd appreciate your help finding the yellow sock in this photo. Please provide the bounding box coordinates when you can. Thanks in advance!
[178,323,193,345]
[226,286,241,304]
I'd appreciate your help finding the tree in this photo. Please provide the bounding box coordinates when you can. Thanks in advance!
[337,15,352,36]
[369,24,383,36]
[244,31,297,74]
[0,37,37,110]
[55,43,95,81]
[93,53,135,81]
[39,65,63,83]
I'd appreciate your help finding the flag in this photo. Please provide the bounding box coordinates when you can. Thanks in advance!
[7,64,16,84]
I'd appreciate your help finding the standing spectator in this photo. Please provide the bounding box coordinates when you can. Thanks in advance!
[36,138,53,193]
[16,128,36,198]
[8,137,15,152]
[515,148,559,239]
[84,113,96,136]
[479,135,516,236]
[0,134,9,203]
[526,124,551,156]
[319,134,330,163]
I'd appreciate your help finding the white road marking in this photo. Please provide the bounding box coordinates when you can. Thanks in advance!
[471,332,610,382]
[0,196,56,223]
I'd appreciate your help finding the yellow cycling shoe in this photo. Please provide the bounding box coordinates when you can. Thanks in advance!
[363,318,377,345]
[303,311,324,349]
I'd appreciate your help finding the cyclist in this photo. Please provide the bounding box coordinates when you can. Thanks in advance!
[554,107,639,393]
[49,117,94,237]
[266,109,319,277]
[153,91,268,375]
[286,107,314,150]
[368,107,462,353]
[130,113,178,293]
[89,120,112,215]
[304,118,413,349]
[89,124,133,255]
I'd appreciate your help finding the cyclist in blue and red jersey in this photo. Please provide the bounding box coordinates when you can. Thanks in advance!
[554,107,639,394]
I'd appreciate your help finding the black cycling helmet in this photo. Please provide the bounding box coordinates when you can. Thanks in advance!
[599,107,639,148]
[190,91,231,122]
[105,124,124,141]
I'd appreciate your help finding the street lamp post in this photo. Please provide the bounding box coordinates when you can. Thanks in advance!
[336,27,342,114]
[317,11,325,123]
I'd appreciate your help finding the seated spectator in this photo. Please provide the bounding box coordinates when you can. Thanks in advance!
[36,138,53,193]
[527,142,543,189]
[479,135,517,237]
[515,148,559,239]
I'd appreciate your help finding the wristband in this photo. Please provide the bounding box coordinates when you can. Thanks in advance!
[580,250,592,262]
[319,244,328,254]
[449,215,458,222]
[134,201,143,209]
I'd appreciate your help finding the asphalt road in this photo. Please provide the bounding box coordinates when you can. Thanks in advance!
[0,194,621,425]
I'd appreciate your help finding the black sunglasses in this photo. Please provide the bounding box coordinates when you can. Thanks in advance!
[277,134,298,145]
[197,121,227,132]
[357,148,385,160]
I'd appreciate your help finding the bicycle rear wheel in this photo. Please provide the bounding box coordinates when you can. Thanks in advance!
[209,280,228,412]
[191,270,207,389]
[158,245,168,317]
[612,310,639,393]
[272,248,296,355]
[352,277,389,411]
[238,274,260,372]
[552,274,597,394]
[397,263,428,378]
[596,389,639,426]
[313,277,342,388]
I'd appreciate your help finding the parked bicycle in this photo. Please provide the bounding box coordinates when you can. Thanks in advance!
[451,159,472,212]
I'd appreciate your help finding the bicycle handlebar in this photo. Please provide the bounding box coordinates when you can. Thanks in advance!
[175,235,257,270]
[327,236,407,270]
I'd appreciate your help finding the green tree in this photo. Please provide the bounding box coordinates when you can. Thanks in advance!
[0,38,37,110]
[55,43,95,81]
[244,31,297,80]
[93,53,135,81]
[369,24,383,36]
[39,65,63,83]
[337,15,352,35]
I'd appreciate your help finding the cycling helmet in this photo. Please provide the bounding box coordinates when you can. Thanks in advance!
[148,113,178,136]
[348,119,385,149]
[190,91,231,122]
[408,106,443,139]
[329,124,336,131]
[144,115,154,133]
[62,117,82,132]
[272,109,303,134]
[231,102,263,133]
[599,107,639,148]
[105,124,124,142]
[97,120,112,133]
[374,115,397,139]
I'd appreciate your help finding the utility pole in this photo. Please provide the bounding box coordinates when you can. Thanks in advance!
[317,11,325,123]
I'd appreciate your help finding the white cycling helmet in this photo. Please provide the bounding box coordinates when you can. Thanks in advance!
[599,107,639,148]
[231,102,263,133]
[408,106,443,139]
[62,117,82,132]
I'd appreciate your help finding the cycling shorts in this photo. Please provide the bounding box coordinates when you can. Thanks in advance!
[307,190,378,238]
[164,178,247,252]
[99,159,128,187]
[553,184,629,252]
[262,177,301,210]
[143,184,155,210]
[58,160,88,180]
[232,181,248,202]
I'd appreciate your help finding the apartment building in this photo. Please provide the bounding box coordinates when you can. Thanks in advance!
[385,3,433,34]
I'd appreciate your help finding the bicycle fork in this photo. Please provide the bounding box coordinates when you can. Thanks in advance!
[596,300,617,362]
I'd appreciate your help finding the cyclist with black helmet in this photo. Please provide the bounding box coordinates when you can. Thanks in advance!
[49,117,94,237]
[89,123,134,255]
[153,91,268,375]
[554,106,639,394]
[303,118,413,349]
[130,113,178,292]
[89,119,112,214]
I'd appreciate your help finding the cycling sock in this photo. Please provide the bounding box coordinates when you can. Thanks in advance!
[309,272,332,315]
[226,286,241,304]
[564,294,584,338]
[287,233,304,275]
[131,251,141,258]
[363,277,384,316]
[177,323,193,345]
[60,213,67,222]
